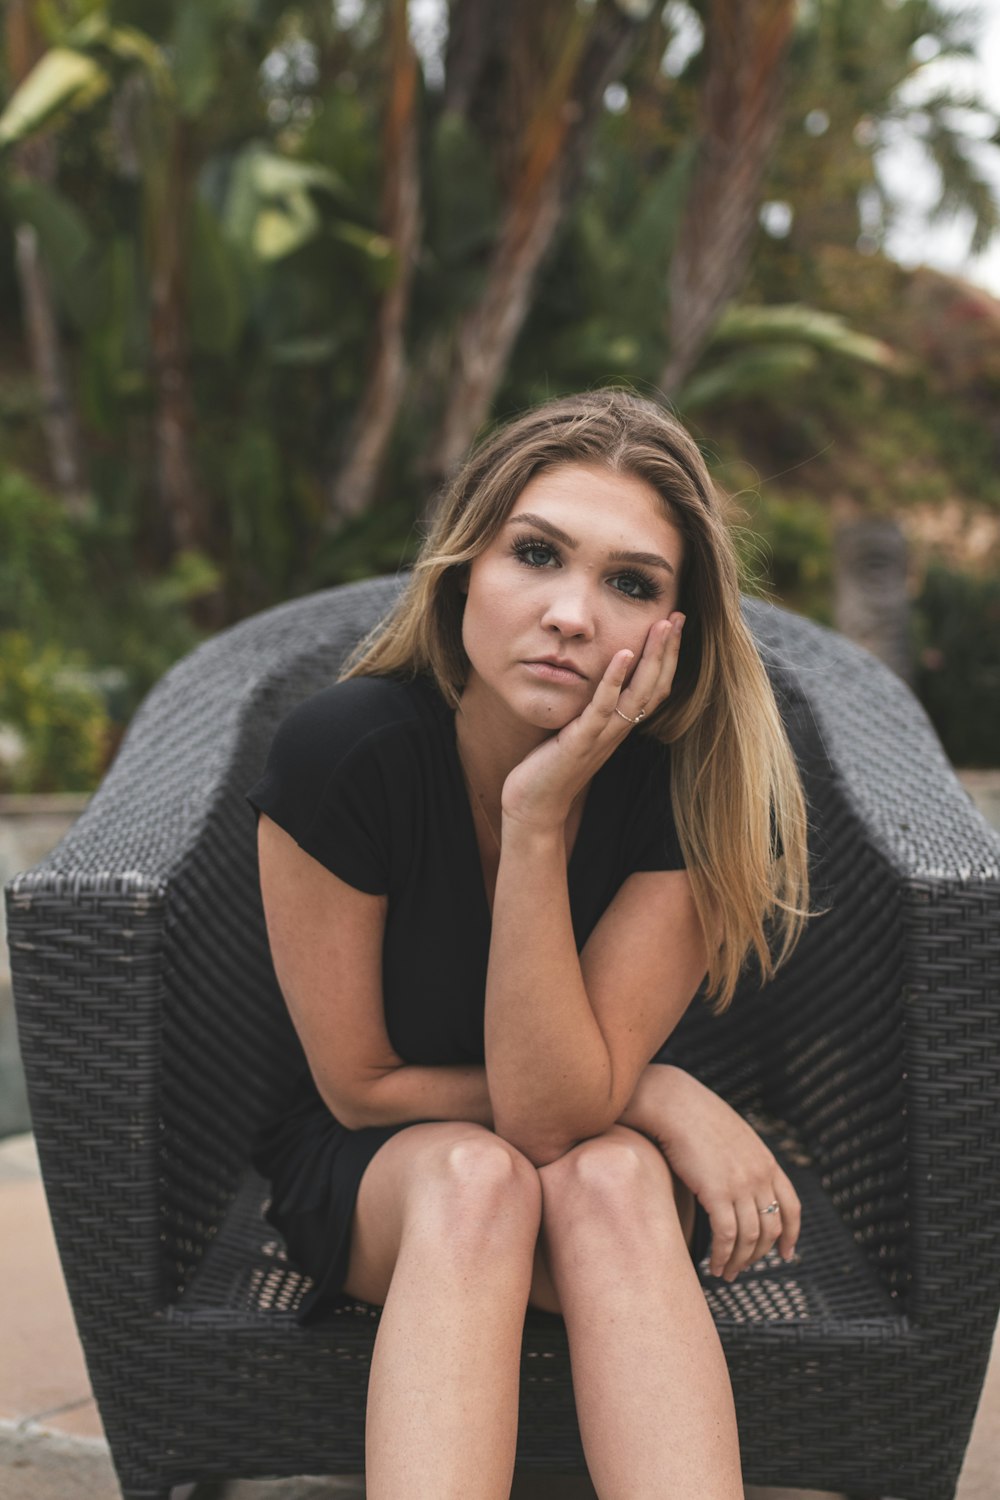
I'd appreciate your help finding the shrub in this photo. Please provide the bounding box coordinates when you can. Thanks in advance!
[0,631,109,793]
[915,564,1000,767]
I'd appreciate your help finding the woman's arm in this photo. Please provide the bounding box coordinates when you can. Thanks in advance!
[485,851,706,1163]
[620,1063,802,1278]
[484,623,706,1164]
[258,814,493,1130]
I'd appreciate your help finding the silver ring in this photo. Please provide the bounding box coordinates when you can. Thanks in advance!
[614,707,646,725]
[759,1201,780,1216]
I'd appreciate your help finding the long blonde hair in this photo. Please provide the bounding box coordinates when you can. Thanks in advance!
[343,389,810,1012]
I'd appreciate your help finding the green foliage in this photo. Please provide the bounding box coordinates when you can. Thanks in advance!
[0,468,91,641]
[2,0,999,786]
[0,47,109,147]
[0,631,109,793]
[915,564,1000,766]
[310,492,424,587]
[0,464,206,789]
[744,489,835,622]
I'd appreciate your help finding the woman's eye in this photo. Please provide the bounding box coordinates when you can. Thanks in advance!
[513,538,557,568]
[612,571,659,601]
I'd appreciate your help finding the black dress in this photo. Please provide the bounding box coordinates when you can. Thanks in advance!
[246,672,712,1324]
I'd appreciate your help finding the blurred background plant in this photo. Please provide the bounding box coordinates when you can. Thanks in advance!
[1,0,998,786]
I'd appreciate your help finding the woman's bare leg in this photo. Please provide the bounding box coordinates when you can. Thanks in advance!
[342,1121,542,1500]
[535,1124,743,1500]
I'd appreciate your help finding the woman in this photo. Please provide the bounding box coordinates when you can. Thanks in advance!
[247,389,810,1498]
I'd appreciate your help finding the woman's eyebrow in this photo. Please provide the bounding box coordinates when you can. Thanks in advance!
[507,511,675,576]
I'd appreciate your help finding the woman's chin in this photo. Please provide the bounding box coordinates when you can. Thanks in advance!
[513,692,583,733]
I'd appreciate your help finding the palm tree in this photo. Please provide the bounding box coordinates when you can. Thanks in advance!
[327,0,421,524]
[3,0,88,516]
[661,0,798,395]
[425,0,653,483]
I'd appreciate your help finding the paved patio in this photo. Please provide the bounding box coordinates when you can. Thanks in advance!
[2,1131,998,1500]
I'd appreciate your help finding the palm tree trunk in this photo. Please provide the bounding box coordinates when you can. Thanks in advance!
[427,0,647,484]
[443,0,506,121]
[660,0,796,396]
[327,0,421,525]
[6,0,88,515]
[146,113,208,558]
[834,517,913,683]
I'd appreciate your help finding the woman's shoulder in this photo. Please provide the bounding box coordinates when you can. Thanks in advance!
[271,673,437,756]
[249,676,441,894]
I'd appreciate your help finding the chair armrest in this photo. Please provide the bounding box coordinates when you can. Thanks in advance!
[751,602,1000,1322]
[5,575,403,1321]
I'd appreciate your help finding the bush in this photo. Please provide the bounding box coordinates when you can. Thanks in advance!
[915,564,1000,767]
[0,464,207,791]
[731,486,834,624]
[0,467,91,641]
[0,631,109,793]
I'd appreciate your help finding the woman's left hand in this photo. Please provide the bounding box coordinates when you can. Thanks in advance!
[620,1062,801,1280]
[501,613,684,833]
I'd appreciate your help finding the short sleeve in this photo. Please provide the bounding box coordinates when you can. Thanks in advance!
[245,678,417,895]
[620,734,686,875]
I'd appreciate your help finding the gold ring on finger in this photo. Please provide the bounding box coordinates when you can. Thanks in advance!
[758,1201,780,1216]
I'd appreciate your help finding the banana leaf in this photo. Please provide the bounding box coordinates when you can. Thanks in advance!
[0,48,108,148]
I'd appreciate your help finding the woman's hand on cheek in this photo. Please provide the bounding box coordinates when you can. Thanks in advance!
[622,610,684,707]
[501,612,685,835]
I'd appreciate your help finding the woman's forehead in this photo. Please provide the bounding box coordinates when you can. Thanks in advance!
[505,463,682,545]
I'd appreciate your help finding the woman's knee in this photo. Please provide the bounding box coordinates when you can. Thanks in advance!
[539,1125,679,1236]
[409,1128,543,1244]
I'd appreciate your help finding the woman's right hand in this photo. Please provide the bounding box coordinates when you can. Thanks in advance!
[500,615,683,836]
[619,1062,801,1281]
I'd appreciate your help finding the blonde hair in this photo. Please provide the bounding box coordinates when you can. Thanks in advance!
[343,389,810,1012]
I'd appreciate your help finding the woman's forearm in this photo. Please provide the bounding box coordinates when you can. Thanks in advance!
[617,1061,685,1140]
[484,822,617,1164]
[327,1062,494,1131]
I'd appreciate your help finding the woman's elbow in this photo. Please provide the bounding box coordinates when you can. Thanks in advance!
[504,1134,568,1168]
[314,1076,371,1132]
[492,1114,613,1169]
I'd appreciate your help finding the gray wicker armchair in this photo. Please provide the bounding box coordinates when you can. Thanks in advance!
[7,576,1000,1500]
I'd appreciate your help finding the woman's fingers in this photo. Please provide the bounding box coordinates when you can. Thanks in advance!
[705,1202,737,1280]
[584,612,685,740]
[617,613,684,721]
[721,1197,767,1280]
[774,1174,802,1263]
[708,1173,801,1281]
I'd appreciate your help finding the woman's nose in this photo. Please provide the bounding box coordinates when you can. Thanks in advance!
[539,579,596,639]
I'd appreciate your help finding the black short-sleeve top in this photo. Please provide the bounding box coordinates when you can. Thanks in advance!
[246,672,685,1069]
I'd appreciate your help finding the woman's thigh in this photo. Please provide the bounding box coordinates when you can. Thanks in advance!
[527,1127,698,1315]
[342,1120,542,1306]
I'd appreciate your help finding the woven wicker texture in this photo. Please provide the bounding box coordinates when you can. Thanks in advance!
[7,576,1000,1500]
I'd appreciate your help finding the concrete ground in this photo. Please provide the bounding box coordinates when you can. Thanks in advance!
[2,1134,998,1500]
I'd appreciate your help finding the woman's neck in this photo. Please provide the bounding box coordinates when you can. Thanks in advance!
[453,683,550,810]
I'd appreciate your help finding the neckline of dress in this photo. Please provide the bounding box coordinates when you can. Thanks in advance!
[434,689,599,924]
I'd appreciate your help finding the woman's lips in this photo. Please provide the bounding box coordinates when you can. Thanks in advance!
[522,660,587,683]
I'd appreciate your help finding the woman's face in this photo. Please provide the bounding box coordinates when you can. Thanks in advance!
[460,462,685,734]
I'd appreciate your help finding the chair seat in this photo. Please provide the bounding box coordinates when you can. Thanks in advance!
[177,1149,901,1336]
